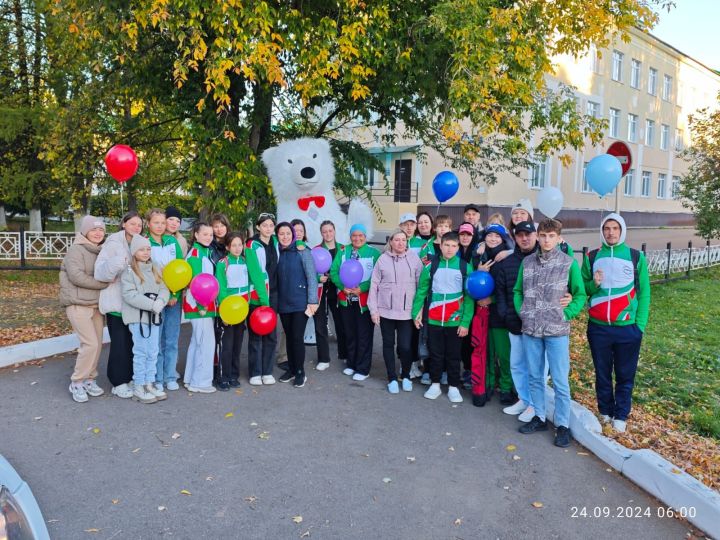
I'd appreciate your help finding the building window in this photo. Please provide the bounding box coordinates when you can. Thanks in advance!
[645,119,655,146]
[675,128,684,151]
[657,173,667,199]
[641,171,651,197]
[612,50,624,82]
[662,74,672,101]
[627,114,638,142]
[630,59,641,89]
[586,101,600,118]
[671,176,681,199]
[648,68,658,96]
[589,43,601,73]
[393,159,412,202]
[581,162,591,192]
[660,124,669,150]
[609,108,620,137]
[624,169,635,196]
[529,158,547,189]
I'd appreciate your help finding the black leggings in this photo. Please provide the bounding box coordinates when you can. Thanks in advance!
[280,311,309,375]
[380,318,413,381]
[106,314,133,386]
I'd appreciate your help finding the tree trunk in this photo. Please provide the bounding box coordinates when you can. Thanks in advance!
[73,211,84,232]
[0,205,7,230]
[248,82,274,155]
[28,208,42,231]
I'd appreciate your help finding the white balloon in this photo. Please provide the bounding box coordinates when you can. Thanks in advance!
[537,186,564,218]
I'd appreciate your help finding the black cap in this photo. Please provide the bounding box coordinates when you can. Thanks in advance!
[513,221,536,234]
[165,206,182,220]
[463,203,481,213]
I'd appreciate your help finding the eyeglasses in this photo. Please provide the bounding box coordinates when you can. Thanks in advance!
[257,212,275,221]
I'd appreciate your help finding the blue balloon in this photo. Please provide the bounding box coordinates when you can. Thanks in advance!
[432,171,459,203]
[466,270,494,300]
[585,154,622,197]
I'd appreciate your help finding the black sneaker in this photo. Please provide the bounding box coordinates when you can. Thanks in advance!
[294,373,307,388]
[217,381,231,391]
[278,371,294,383]
[472,393,487,408]
[499,391,514,405]
[554,426,572,448]
[519,416,548,434]
[229,379,241,388]
[278,361,289,371]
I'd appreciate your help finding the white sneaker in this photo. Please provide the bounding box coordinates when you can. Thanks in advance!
[82,380,104,397]
[503,400,527,416]
[316,362,330,371]
[147,384,167,401]
[612,419,627,433]
[409,362,423,379]
[424,383,442,400]
[599,414,612,425]
[352,373,369,381]
[69,383,88,403]
[402,378,413,392]
[187,386,217,394]
[261,375,276,385]
[518,406,536,423]
[132,384,157,404]
[111,383,133,399]
[166,381,180,391]
[343,368,355,376]
[447,386,463,403]
[249,376,263,386]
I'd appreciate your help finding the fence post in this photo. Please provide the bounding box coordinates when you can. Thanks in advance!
[687,241,692,276]
[665,242,671,280]
[708,240,711,269]
[19,226,26,269]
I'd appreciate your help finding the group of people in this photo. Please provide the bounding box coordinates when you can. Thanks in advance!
[59,200,650,448]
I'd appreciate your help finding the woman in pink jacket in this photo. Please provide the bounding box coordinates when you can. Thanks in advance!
[368,229,424,394]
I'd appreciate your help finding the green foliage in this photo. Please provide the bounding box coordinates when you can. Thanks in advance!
[679,95,720,239]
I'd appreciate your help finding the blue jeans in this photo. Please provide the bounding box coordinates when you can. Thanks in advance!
[156,301,181,384]
[509,333,532,406]
[129,323,160,386]
[522,334,571,428]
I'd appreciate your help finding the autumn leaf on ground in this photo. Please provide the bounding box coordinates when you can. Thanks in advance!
[84,528,100,533]
[171,433,181,439]
[244,496,257,504]
[454,517,462,526]
[532,502,544,508]
[111,499,119,505]
[180,489,191,496]
[132,448,141,453]
[292,515,303,524]
[91,428,100,434]
[300,530,310,538]
[448,446,455,452]
[406,456,416,463]
[382,477,392,484]
[158,506,166,512]
[258,431,270,440]
[512,455,521,461]
[506,444,517,451]
[225,412,234,418]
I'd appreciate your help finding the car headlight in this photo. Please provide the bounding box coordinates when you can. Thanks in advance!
[0,486,34,540]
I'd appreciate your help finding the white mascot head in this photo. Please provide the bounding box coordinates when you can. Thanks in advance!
[262,137,374,246]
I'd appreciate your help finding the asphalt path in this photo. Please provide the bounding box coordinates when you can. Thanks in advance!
[1,326,693,539]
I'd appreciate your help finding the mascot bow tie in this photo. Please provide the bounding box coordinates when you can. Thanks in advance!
[297,195,326,211]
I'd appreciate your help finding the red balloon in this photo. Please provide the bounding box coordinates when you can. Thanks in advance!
[105,144,138,183]
[249,306,277,336]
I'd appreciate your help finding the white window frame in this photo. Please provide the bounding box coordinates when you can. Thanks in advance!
[528,157,548,189]
[630,59,641,89]
[648,68,658,96]
[586,101,600,118]
[627,114,638,142]
[581,162,592,193]
[660,124,669,150]
[589,44,601,74]
[645,119,655,146]
[609,108,620,138]
[671,176,681,199]
[641,171,651,197]
[675,128,684,151]
[657,173,667,199]
[624,169,635,196]
[662,74,672,101]
[612,50,624,82]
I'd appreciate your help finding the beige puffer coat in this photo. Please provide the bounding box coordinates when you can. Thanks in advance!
[59,234,108,307]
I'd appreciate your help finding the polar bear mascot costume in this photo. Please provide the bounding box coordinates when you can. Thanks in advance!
[262,138,374,246]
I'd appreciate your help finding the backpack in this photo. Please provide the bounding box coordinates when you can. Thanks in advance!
[588,247,641,293]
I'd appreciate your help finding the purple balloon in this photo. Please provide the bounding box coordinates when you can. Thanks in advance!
[339,259,363,288]
[189,273,219,307]
[311,246,332,274]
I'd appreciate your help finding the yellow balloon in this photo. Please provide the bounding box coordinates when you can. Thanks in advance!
[219,296,249,325]
[163,259,192,293]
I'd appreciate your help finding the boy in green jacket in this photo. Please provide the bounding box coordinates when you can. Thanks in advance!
[412,232,474,403]
[513,219,586,448]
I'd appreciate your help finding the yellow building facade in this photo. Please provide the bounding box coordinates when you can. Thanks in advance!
[361,28,720,235]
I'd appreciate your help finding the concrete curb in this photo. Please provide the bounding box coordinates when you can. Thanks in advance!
[541,385,720,537]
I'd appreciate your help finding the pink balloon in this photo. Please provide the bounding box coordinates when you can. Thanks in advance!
[105,144,138,183]
[189,273,219,307]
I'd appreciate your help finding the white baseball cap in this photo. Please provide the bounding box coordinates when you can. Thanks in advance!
[399,213,417,225]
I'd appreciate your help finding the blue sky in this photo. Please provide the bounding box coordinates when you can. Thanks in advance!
[651,0,720,70]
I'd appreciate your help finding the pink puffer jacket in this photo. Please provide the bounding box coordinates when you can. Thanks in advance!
[367,250,424,320]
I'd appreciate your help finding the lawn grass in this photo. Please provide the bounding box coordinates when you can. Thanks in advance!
[570,266,720,440]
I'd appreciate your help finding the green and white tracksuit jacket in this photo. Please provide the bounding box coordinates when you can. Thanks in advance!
[411,256,474,328]
[329,243,381,313]
[216,254,269,306]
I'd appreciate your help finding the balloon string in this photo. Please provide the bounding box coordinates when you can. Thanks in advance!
[120,183,124,216]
